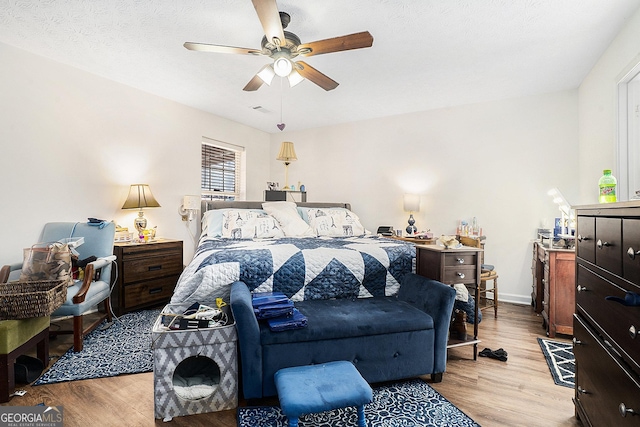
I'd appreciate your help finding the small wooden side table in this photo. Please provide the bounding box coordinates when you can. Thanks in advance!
[414,244,483,360]
[112,239,183,315]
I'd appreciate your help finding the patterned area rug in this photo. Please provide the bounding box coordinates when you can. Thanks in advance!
[238,378,480,427]
[538,338,575,388]
[34,309,161,385]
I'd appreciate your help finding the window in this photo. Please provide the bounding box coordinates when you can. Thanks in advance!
[201,139,243,201]
[618,63,640,201]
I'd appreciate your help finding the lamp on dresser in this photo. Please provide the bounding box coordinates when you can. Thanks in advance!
[122,184,161,234]
[277,142,297,190]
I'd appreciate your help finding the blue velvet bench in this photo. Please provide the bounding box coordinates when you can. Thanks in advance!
[275,361,373,427]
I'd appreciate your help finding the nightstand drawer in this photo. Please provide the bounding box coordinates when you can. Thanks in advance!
[123,276,176,309]
[444,253,477,267]
[123,255,183,282]
[443,266,476,284]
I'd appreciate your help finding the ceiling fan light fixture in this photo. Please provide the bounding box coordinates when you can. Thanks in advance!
[257,64,276,85]
[273,57,293,77]
[287,69,304,87]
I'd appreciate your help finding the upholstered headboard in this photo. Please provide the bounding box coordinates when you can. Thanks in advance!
[201,200,351,215]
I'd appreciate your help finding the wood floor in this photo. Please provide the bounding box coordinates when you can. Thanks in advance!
[1,303,580,427]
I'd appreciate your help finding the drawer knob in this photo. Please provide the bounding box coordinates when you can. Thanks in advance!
[576,285,587,292]
[456,258,465,264]
[456,272,465,279]
[630,325,638,339]
[577,386,589,395]
[627,247,640,260]
[541,278,546,284]
[597,239,612,249]
[578,235,591,242]
[619,403,637,418]
[572,337,582,346]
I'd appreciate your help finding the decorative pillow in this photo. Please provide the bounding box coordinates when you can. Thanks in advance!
[221,210,284,239]
[262,201,315,237]
[306,208,368,237]
[201,208,267,238]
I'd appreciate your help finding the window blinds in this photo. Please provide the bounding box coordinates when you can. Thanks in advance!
[201,142,241,200]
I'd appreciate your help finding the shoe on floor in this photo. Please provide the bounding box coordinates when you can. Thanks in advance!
[479,347,508,362]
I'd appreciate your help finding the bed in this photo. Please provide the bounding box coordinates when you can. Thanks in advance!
[170,201,416,305]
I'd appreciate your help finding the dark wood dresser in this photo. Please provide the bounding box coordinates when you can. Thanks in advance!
[531,242,575,337]
[415,244,482,359]
[112,239,183,315]
[573,202,640,426]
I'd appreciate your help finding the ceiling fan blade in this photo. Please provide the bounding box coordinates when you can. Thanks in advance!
[243,74,265,91]
[251,0,286,47]
[296,61,339,91]
[184,42,262,55]
[298,31,373,57]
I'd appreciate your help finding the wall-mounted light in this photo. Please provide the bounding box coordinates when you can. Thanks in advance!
[548,188,574,235]
[179,195,201,222]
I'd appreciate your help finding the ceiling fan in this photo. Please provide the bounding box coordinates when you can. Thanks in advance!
[184,0,374,91]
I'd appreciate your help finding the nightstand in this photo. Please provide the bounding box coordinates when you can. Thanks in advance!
[112,239,183,315]
[415,244,483,359]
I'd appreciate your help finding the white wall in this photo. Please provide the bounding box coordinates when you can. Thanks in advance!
[578,6,640,203]
[0,41,270,264]
[0,38,584,304]
[270,91,579,304]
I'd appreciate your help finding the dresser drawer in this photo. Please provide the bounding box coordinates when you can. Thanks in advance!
[574,315,640,427]
[576,264,640,371]
[595,217,623,276]
[123,276,177,309]
[577,216,596,264]
[623,218,640,284]
[122,254,183,283]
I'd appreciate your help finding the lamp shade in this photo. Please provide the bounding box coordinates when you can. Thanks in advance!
[122,184,161,210]
[257,64,275,86]
[277,142,297,162]
[403,194,420,212]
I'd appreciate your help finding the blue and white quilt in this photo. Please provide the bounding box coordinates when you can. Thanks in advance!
[171,236,415,304]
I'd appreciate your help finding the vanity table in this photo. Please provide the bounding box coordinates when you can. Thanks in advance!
[531,241,575,337]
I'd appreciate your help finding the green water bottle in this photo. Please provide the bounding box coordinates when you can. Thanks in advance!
[598,169,617,203]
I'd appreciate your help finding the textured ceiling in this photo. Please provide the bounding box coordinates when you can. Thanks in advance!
[1,0,639,133]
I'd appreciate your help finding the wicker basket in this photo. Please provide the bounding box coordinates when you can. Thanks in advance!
[0,280,68,320]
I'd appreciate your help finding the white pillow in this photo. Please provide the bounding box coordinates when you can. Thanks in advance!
[262,201,316,237]
[222,210,284,239]
[306,208,367,237]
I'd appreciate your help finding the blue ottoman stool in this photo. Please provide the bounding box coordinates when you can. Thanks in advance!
[275,361,373,427]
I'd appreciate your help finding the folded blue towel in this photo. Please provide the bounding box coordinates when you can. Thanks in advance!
[268,308,308,331]
[252,292,289,308]
[254,300,295,320]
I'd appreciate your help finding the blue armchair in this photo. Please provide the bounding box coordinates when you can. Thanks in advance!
[3,222,116,351]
